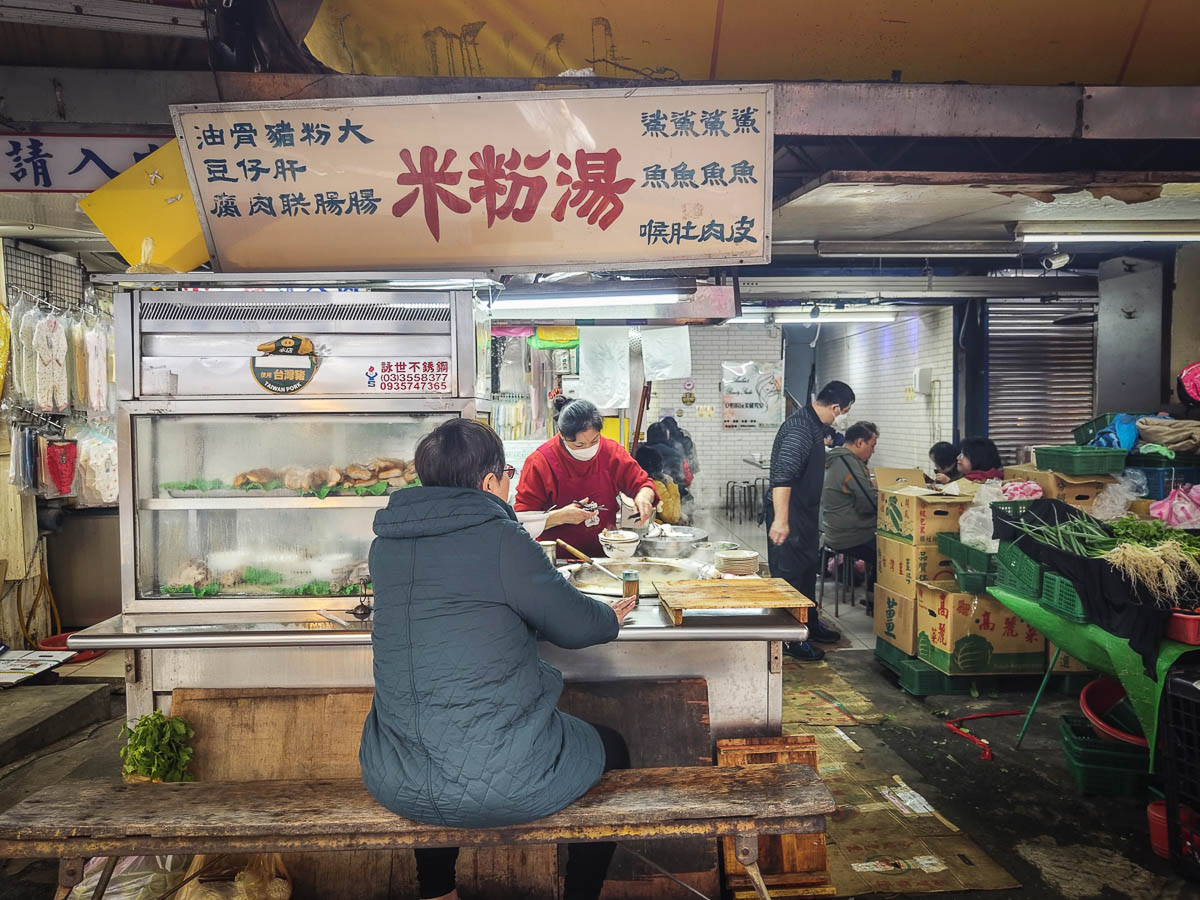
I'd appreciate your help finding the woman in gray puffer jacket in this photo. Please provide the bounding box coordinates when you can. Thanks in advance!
[360,419,633,900]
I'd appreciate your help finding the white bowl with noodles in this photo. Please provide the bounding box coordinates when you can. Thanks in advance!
[599,529,641,559]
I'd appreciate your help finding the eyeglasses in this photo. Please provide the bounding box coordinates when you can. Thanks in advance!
[501,465,516,479]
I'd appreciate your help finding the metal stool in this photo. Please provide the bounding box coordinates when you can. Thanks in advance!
[726,481,754,524]
[817,543,856,618]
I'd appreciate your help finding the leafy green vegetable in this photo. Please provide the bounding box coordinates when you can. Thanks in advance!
[354,481,389,497]
[241,479,285,492]
[313,483,334,500]
[159,581,222,597]
[119,710,196,783]
[242,567,283,585]
[161,478,227,492]
[1110,516,1200,556]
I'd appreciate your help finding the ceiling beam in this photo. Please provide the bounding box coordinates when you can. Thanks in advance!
[3,66,1200,142]
[0,1,207,40]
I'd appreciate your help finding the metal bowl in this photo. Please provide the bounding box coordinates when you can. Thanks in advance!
[690,541,740,565]
[637,525,708,559]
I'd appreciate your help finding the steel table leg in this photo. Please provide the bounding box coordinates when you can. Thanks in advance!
[1016,646,1062,748]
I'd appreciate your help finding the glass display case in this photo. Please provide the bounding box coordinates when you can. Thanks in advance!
[129,408,456,607]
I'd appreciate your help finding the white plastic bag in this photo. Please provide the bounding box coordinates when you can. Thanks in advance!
[1091,470,1146,521]
[577,326,629,409]
[69,855,190,900]
[959,505,999,553]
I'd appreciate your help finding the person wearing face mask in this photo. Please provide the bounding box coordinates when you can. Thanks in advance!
[765,381,857,660]
[515,397,657,558]
[362,419,632,900]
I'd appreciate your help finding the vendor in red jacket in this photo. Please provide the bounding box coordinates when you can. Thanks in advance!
[515,397,657,558]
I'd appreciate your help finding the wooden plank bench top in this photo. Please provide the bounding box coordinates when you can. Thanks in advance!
[0,764,834,859]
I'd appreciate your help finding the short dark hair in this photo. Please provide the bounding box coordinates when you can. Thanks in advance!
[414,419,506,489]
[816,381,855,408]
[959,437,1003,472]
[845,421,878,444]
[646,422,669,444]
[555,398,604,440]
[635,446,663,477]
[929,441,958,471]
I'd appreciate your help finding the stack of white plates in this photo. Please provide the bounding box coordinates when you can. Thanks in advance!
[714,549,760,575]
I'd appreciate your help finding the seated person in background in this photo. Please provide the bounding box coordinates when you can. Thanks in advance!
[957,437,1005,482]
[660,416,699,478]
[361,419,633,900]
[929,441,960,484]
[643,422,691,489]
[822,422,880,612]
[823,424,845,448]
[634,446,682,525]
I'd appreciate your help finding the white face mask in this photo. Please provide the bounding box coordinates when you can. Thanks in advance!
[563,439,600,462]
[833,413,850,431]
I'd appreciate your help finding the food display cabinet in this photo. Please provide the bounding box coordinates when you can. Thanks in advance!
[72,273,806,732]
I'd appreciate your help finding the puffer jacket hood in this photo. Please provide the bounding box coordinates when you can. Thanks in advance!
[373,485,514,539]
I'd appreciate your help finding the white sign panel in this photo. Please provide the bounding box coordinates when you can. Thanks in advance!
[721,360,784,429]
[171,85,772,272]
[2,134,165,192]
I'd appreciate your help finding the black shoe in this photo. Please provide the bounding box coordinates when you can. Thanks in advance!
[809,622,842,643]
[784,641,825,661]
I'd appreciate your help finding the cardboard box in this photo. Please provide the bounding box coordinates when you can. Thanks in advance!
[1048,641,1093,674]
[915,580,1046,675]
[1004,464,1116,511]
[1130,499,1154,518]
[874,584,918,656]
[876,535,955,599]
[874,467,928,491]
[877,487,973,544]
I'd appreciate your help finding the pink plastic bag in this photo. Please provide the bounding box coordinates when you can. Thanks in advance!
[1151,488,1200,528]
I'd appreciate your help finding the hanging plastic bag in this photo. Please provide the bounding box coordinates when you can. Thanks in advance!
[960,482,1003,551]
[69,855,190,900]
[1150,488,1200,528]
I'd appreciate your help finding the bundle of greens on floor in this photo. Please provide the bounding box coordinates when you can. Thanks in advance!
[119,710,196,783]
[1008,512,1200,609]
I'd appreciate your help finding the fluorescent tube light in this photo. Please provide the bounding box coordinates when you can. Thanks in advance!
[731,310,898,324]
[1017,222,1200,243]
[491,294,682,310]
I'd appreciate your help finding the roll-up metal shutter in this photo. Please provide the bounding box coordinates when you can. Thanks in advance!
[987,300,1097,464]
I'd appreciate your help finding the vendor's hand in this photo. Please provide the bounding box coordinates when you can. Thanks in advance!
[548,502,594,529]
[769,519,790,546]
[634,486,656,524]
[609,595,637,625]
[934,473,951,485]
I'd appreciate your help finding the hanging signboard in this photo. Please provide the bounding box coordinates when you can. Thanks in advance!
[3,134,165,192]
[170,85,772,273]
[721,360,784,429]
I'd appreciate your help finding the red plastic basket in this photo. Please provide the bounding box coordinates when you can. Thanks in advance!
[1080,678,1149,748]
[35,632,105,664]
[1167,611,1200,646]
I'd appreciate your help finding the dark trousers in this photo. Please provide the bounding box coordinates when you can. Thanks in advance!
[765,529,825,636]
[414,723,631,899]
[836,539,877,593]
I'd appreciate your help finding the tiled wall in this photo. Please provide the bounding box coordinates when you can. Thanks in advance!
[815,308,956,471]
[645,323,784,508]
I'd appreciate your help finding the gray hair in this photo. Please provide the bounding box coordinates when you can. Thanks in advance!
[555,398,604,440]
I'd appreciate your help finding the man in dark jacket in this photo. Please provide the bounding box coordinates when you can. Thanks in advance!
[822,422,880,612]
[361,419,633,900]
[765,380,855,660]
[644,421,689,487]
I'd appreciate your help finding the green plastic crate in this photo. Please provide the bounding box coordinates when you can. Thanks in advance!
[1059,715,1149,767]
[874,636,913,669]
[1063,744,1149,797]
[1035,445,1128,476]
[991,499,1035,519]
[1072,412,1149,446]
[995,542,1045,598]
[1126,451,1200,469]
[1040,572,1089,623]
[937,533,997,574]
[952,562,996,594]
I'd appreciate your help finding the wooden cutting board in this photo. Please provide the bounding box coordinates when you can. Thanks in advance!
[655,578,814,625]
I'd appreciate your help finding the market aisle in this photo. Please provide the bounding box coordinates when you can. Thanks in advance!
[800,651,1196,899]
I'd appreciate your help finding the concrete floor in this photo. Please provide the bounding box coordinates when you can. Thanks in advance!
[1,522,1195,899]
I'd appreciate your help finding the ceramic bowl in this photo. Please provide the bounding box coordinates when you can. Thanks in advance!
[600,530,641,559]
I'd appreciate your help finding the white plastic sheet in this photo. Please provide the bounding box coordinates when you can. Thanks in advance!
[578,326,630,409]
[640,326,692,380]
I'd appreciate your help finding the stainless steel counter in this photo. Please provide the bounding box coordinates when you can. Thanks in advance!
[69,604,808,649]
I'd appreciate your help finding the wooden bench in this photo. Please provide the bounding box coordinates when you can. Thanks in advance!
[0,763,834,900]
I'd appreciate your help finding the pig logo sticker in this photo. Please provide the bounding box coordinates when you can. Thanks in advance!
[251,335,319,394]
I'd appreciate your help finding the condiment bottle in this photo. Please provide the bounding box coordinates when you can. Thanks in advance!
[622,569,640,605]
